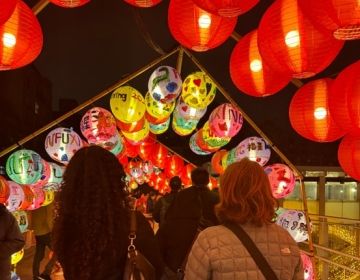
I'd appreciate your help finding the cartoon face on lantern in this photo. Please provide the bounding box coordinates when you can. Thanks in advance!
[300,252,314,280]
[175,97,207,120]
[6,149,43,185]
[45,128,83,164]
[209,103,243,137]
[110,86,146,123]
[181,72,217,109]
[234,136,271,166]
[6,181,25,212]
[264,163,296,199]
[0,176,10,204]
[12,210,28,233]
[276,210,309,242]
[80,107,117,144]
[148,66,182,104]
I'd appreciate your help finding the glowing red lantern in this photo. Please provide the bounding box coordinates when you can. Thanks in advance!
[117,153,129,167]
[329,60,360,132]
[211,149,228,175]
[299,0,360,40]
[168,0,237,52]
[289,78,345,142]
[117,117,145,133]
[150,143,168,169]
[338,132,360,181]
[230,30,292,97]
[165,155,184,178]
[0,1,43,70]
[49,0,90,8]
[0,176,10,204]
[0,0,16,25]
[18,185,34,211]
[181,164,195,187]
[192,0,259,17]
[138,136,156,160]
[123,140,139,158]
[208,176,218,190]
[124,0,161,8]
[257,0,344,79]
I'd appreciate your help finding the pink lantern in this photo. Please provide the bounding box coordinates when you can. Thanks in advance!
[232,136,271,166]
[6,181,25,212]
[300,252,314,280]
[80,107,117,144]
[209,103,243,137]
[27,187,45,210]
[0,176,10,204]
[30,160,51,189]
[264,163,296,198]
[45,127,83,164]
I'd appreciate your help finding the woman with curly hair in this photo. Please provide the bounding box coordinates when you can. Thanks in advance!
[184,158,304,280]
[53,145,164,279]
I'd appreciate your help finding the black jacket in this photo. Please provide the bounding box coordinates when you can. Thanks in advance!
[0,204,25,280]
[152,191,179,225]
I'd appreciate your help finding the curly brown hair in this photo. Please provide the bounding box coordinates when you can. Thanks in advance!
[53,145,129,279]
[215,158,278,226]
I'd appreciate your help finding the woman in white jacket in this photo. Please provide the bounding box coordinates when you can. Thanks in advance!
[185,158,304,280]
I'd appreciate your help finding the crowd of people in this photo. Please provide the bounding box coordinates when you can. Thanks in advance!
[1,145,304,280]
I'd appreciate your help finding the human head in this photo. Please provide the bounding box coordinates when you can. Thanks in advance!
[169,176,182,191]
[191,167,209,187]
[215,158,277,226]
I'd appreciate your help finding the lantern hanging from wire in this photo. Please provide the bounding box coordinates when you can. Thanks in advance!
[299,0,360,40]
[150,143,168,168]
[18,185,34,211]
[189,132,212,155]
[122,120,150,145]
[289,78,345,142]
[49,0,90,8]
[172,110,199,136]
[0,176,10,204]
[264,163,296,199]
[0,0,16,25]
[175,97,207,121]
[329,60,360,133]
[181,164,195,187]
[192,0,259,17]
[257,0,344,79]
[145,92,175,120]
[6,181,24,212]
[0,0,43,70]
[27,186,45,210]
[230,30,292,97]
[338,132,360,181]
[46,162,64,191]
[30,160,51,189]
[201,121,231,150]
[168,0,237,52]
[117,117,145,133]
[149,118,170,135]
[276,210,309,242]
[124,0,161,8]
[165,155,184,178]
[211,149,228,175]
[209,103,243,137]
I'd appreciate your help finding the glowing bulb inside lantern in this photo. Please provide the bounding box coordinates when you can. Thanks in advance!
[2,33,16,48]
[128,107,135,116]
[198,14,211,29]
[250,59,263,72]
[189,107,197,117]
[314,107,327,120]
[285,30,300,48]
[248,150,257,162]
[277,181,287,193]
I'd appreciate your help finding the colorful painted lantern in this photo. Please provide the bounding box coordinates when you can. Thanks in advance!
[30,159,51,189]
[145,92,175,119]
[338,132,360,181]
[6,181,24,212]
[189,132,212,155]
[276,210,309,242]
[117,117,145,133]
[211,149,228,175]
[192,0,259,17]
[27,187,45,210]
[12,210,28,233]
[149,118,170,135]
[110,86,146,123]
[6,149,43,184]
[264,163,296,199]
[300,252,314,280]
[181,72,217,109]
[168,0,237,51]
[230,30,291,97]
[18,185,34,210]
[0,1,43,70]
[257,0,344,78]
[46,162,64,191]
[148,66,182,104]
[122,120,150,144]
[49,0,90,8]
[0,176,10,204]
[124,0,161,8]
[11,249,24,265]
[42,189,55,206]
[201,121,231,149]
[45,127,83,164]
[209,103,243,137]
[233,136,271,166]
[175,97,207,120]
[172,110,199,136]
[0,0,16,25]
[289,78,345,142]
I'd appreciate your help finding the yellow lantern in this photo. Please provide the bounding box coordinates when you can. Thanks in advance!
[110,86,146,123]
[145,92,175,119]
[122,120,150,144]
[11,249,24,265]
[42,189,55,206]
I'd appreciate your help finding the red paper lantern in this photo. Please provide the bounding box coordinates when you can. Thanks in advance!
[211,149,228,175]
[338,132,360,181]
[257,0,344,79]
[192,0,259,17]
[117,153,129,167]
[49,0,90,8]
[299,0,360,40]
[181,164,195,187]
[150,143,168,169]
[0,0,16,25]
[168,0,237,52]
[165,155,184,178]
[289,78,345,142]
[124,0,161,8]
[0,176,10,204]
[123,140,139,158]
[138,136,156,160]
[328,60,360,132]
[230,30,292,97]
[0,1,43,70]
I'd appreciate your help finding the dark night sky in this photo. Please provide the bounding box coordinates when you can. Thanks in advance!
[5,0,360,168]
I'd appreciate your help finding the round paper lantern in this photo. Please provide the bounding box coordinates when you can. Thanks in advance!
[117,153,129,167]
[196,128,224,153]
[0,1,43,70]
[257,0,344,79]
[110,86,146,123]
[12,210,28,233]
[123,140,139,158]
[289,78,345,142]
[182,72,217,109]
[181,164,195,187]
[30,159,51,189]
[27,187,45,210]
[11,249,24,265]
[122,120,150,144]
[328,60,360,132]
[165,155,184,178]
[0,176,10,204]
[233,136,271,166]
[45,127,83,164]
[192,0,259,17]
[138,137,155,160]
[209,103,243,137]
[145,92,175,119]
[0,0,16,25]
[46,162,64,190]
[299,0,360,40]
[80,107,117,144]
[6,149,43,184]
[124,0,161,8]
[176,97,207,120]
[6,181,24,212]
[201,121,231,149]
[149,118,170,135]
[117,117,145,133]
[276,210,309,242]
[150,143,168,168]
[49,0,90,8]
[42,189,55,206]
[18,185,34,210]
[107,133,124,156]
[189,132,212,155]
[338,132,360,181]
[148,66,182,104]
[264,163,296,199]
[168,0,237,52]
[172,110,199,136]
[230,30,292,97]
[211,149,228,175]
[300,252,314,280]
